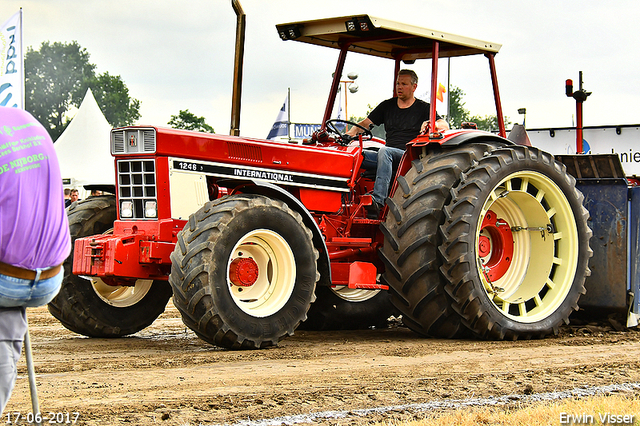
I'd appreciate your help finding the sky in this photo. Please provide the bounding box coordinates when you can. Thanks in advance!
[2,0,640,139]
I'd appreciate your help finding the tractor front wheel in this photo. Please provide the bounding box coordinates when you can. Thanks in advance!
[169,195,318,349]
[48,196,173,337]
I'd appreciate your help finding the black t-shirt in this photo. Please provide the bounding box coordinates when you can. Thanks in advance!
[368,98,437,150]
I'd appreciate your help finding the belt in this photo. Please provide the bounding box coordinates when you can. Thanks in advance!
[0,261,63,281]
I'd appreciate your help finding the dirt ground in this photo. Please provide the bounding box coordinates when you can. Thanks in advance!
[5,302,640,426]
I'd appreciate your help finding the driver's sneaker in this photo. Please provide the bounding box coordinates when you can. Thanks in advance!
[365,201,382,219]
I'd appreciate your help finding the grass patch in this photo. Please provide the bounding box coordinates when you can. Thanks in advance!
[375,393,640,425]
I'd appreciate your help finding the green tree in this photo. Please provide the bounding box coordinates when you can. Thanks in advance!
[25,41,95,139]
[467,114,508,132]
[446,85,510,132]
[168,109,215,133]
[25,41,141,140]
[90,72,141,127]
[447,86,470,129]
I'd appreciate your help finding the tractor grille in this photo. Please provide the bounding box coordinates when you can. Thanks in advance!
[228,141,262,162]
[112,128,156,154]
[117,159,157,220]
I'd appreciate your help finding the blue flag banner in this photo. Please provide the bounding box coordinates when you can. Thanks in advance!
[267,95,289,139]
[0,10,23,109]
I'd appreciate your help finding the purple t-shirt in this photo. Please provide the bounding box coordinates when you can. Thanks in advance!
[0,107,71,270]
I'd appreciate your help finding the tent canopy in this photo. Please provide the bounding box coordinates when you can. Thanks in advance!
[54,88,114,189]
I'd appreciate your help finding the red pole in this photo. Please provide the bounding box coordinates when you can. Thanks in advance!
[322,44,350,128]
[393,57,401,97]
[486,53,506,138]
[429,40,439,134]
[566,72,590,154]
[576,100,583,154]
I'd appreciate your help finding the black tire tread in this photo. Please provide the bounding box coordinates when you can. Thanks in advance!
[48,196,173,337]
[380,143,503,338]
[169,195,319,349]
[439,145,593,340]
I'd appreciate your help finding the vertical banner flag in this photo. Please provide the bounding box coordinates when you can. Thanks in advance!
[266,95,289,139]
[0,10,23,108]
[435,82,448,121]
[436,83,446,102]
[333,89,346,132]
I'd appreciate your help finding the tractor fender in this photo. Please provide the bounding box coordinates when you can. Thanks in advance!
[440,130,513,147]
[233,180,332,287]
[403,131,513,176]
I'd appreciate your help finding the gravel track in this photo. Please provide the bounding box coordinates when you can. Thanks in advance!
[5,303,639,425]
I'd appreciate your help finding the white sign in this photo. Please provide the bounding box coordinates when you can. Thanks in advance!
[526,125,640,177]
[294,124,321,139]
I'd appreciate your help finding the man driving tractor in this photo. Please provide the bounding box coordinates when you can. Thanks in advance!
[347,69,450,217]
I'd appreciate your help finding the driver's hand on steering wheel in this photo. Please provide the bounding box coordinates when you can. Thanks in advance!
[420,121,430,135]
[341,133,355,144]
[345,126,358,137]
[347,118,373,137]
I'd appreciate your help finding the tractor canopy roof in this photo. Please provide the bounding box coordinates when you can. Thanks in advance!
[276,14,501,61]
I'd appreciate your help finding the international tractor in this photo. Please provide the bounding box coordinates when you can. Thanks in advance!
[49,13,639,350]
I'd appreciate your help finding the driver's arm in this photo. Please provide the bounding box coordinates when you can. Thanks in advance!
[436,119,450,132]
[420,118,450,134]
[346,118,373,137]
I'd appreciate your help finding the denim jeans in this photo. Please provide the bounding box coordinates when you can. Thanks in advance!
[0,268,63,308]
[0,339,23,415]
[362,146,405,206]
[0,307,26,415]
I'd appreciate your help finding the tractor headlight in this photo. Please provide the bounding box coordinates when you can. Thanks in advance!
[121,201,133,218]
[145,201,157,218]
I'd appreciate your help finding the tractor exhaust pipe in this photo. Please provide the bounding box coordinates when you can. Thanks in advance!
[230,0,246,136]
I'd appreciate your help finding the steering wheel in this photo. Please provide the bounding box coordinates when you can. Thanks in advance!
[325,119,373,146]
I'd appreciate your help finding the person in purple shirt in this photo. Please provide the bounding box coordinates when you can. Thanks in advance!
[0,106,71,414]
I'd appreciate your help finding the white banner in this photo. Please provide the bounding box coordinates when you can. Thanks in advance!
[527,125,640,176]
[0,10,23,109]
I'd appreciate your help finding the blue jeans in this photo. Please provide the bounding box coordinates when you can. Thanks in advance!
[0,268,63,308]
[362,146,405,206]
[0,339,23,415]
[0,307,27,415]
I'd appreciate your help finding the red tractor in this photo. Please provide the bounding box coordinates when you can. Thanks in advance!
[49,15,592,349]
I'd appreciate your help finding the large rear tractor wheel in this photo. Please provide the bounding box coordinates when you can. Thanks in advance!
[48,196,173,337]
[169,195,318,349]
[380,143,502,338]
[439,146,592,340]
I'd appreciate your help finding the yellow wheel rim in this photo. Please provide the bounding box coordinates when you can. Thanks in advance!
[91,278,153,307]
[85,227,153,308]
[476,171,579,323]
[228,229,296,317]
